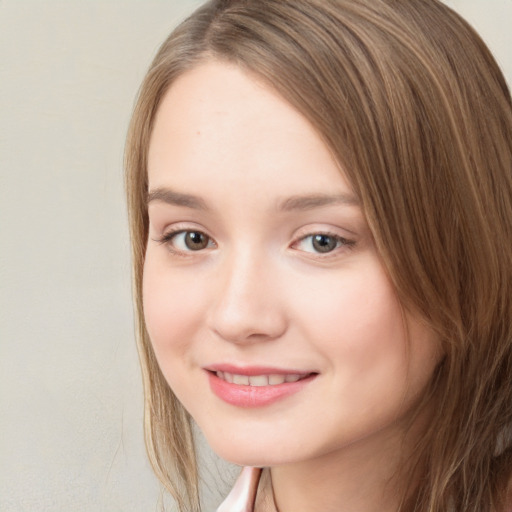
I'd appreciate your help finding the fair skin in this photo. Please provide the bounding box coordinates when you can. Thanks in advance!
[143,60,442,512]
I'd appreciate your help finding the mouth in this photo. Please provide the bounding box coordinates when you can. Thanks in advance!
[205,366,318,407]
[213,371,310,386]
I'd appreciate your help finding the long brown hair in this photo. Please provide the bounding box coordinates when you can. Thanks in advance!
[125,1,512,510]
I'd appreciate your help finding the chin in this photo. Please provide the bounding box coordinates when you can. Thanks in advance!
[199,424,308,468]
[198,425,265,465]
[213,447,283,468]
[203,435,272,467]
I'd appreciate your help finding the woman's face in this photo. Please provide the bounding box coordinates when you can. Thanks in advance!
[144,60,440,467]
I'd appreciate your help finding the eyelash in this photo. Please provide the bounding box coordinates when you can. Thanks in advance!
[293,232,356,257]
[153,229,216,256]
[153,229,356,258]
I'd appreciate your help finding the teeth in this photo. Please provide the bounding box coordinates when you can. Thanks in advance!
[269,374,286,385]
[249,375,268,387]
[216,371,305,386]
[232,374,249,385]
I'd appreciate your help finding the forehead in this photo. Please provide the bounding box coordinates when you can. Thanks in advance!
[147,60,352,199]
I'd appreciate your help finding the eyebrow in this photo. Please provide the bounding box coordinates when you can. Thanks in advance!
[146,187,359,212]
[147,187,208,210]
[277,192,359,211]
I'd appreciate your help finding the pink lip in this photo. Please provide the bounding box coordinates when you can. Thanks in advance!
[205,365,317,408]
[206,363,311,376]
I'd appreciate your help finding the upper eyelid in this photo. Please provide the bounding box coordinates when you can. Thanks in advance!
[296,229,346,239]
[159,227,215,243]
[292,227,354,243]
[292,222,358,238]
[154,221,214,238]
[292,232,354,246]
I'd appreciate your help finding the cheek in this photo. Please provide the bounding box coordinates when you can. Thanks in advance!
[142,255,204,364]
[291,260,436,413]
[294,261,405,368]
[142,254,218,416]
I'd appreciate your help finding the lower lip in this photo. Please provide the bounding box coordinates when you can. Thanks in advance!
[207,372,316,408]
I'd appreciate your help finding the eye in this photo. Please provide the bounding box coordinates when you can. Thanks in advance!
[295,233,353,254]
[159,230,215,252]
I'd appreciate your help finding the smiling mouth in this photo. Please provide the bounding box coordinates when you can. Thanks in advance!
[207,368,317,407]
[214,371,311,386]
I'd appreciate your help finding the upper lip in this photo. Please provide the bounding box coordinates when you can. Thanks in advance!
[205,364,315,376]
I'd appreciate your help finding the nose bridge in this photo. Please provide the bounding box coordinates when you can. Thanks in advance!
[207,243,286,343]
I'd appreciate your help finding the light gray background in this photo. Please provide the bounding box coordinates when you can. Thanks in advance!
[1,1,510,511]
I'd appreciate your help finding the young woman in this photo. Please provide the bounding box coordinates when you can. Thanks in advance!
[125,1,512,511]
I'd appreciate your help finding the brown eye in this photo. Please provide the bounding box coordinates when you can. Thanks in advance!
[157,230,214,252]
[184,231,210,250]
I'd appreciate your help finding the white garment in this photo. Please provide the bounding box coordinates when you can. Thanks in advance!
[216,467,262,512]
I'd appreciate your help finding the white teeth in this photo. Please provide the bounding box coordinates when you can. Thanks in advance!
[232,374,249,385]
[248,375,269,387]
[217,372,305,386]
[269,374,286,385]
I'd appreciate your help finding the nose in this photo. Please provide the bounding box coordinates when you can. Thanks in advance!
[206,249,288,344]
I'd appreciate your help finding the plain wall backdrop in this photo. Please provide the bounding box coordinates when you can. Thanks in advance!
[0,1,510,511]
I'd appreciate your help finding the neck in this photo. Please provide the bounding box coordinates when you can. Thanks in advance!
[255,411,429,512]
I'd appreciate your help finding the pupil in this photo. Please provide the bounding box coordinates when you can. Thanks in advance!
[185,232,208,250]
[312,234,337,253]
